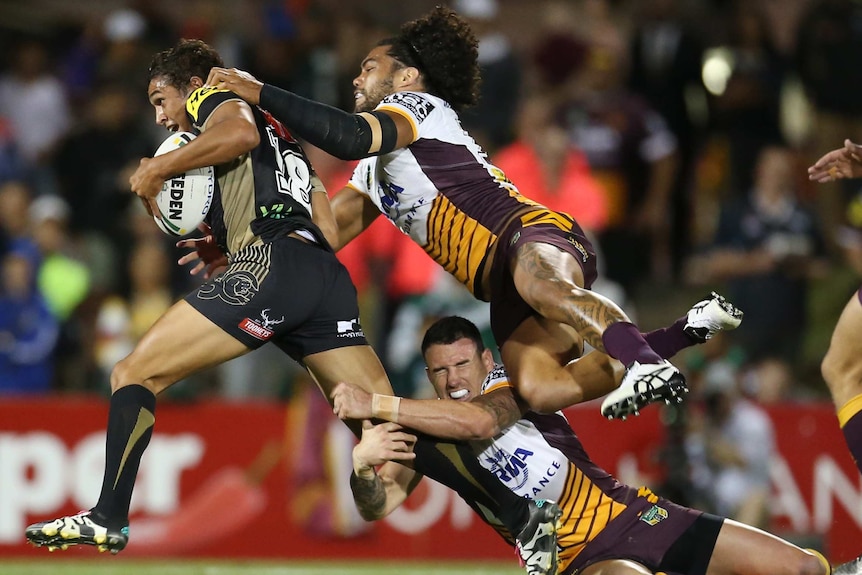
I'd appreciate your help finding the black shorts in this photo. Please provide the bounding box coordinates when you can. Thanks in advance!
[185,236,368,362]
[489,209,598,346]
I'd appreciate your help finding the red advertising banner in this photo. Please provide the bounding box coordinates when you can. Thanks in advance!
[0,396,859,563]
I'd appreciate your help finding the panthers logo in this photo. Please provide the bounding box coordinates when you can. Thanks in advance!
[198,269,260,306]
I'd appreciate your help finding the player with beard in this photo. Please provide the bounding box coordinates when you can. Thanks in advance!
[205,6,703,421]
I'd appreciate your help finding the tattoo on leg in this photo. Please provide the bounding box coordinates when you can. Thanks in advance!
[514,243,628,353]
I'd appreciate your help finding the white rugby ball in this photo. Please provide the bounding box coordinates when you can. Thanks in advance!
[152,132,215,237]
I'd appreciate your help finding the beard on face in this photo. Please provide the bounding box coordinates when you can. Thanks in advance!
[355,75,395,113]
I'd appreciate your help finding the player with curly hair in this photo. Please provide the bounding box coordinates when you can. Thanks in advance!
[206,7,734,421]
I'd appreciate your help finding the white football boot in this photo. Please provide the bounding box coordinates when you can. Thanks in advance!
[683,292,743,343]
[600,359,687,420]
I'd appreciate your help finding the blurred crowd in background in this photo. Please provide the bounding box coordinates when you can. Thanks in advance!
[1,0,862,526]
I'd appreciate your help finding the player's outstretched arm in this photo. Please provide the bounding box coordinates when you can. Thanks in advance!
[332,382,522,441]
[808,139,862,182]
[207,67,415,161]
[351,421,421,520]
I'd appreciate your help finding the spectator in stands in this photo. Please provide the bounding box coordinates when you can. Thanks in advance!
[687,146,829,365]
[797,0,862,252]
[94,241,174,390]
[494,93,608,233]
[0,38,71,195]
[0,180,40,264]
[628,0,704,278]
[53,81,156,294]
[454,0,522,154]
[687,360,776,529]
[558,40,679,288]
[0,246,59,394]
[30,195,93,392]
[709,2,787,197]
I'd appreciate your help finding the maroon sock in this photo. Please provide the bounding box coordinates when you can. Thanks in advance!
[601,321,663,366]
[841,409,862,476]
[643,317,692,360]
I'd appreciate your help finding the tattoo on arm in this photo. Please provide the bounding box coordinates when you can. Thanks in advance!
[475,390,522,431]
[350,470,387,520]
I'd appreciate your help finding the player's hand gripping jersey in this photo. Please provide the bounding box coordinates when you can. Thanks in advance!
[186,86,329,256]
[346,91,544,299]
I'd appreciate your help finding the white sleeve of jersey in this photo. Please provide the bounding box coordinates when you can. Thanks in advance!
[347,160,371,197]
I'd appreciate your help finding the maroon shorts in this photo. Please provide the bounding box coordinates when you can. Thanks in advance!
[564,496,721,575]
[488,210,598,346]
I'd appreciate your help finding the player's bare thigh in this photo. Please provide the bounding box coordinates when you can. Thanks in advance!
[704,519,823,575]
[580,558,653,575]
[500,315,622,413]
[510,241,628,352]
[303,345,394,436]
[111,299,251,395]
[510,242,586,318]
[822,292,862,407]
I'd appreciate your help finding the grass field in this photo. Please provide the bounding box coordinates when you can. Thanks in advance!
[0,560,525,575]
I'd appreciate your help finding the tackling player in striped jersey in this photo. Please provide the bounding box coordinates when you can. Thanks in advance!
[334,314,860,575]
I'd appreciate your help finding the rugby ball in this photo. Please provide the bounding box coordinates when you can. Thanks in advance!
[152,132,215,237]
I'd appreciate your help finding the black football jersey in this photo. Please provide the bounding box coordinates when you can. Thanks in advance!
[185,86,328,255]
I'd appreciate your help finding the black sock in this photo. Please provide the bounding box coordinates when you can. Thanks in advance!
[411,433,528,538]
[91,385,156,528]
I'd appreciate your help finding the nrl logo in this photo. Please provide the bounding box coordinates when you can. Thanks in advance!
[639,504,668,526]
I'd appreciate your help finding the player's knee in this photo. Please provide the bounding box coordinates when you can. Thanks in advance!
[110,356,158,395]
[795,551,829,575]
[516,374,582,413]
[821,346,846,391]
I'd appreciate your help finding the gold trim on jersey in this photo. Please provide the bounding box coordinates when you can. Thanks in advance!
[186,86,232,124]
[227,243,272,285]
[424,194,495,295]
[434,442,492,497]
[519,210,575,230]
[556,461,627,572]
[216,155,263,254]
[358,112,383,153]
[377,105,419,143]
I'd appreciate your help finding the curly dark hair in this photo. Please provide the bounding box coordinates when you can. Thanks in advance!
[147,39,224,90]
[380,6,481,111]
